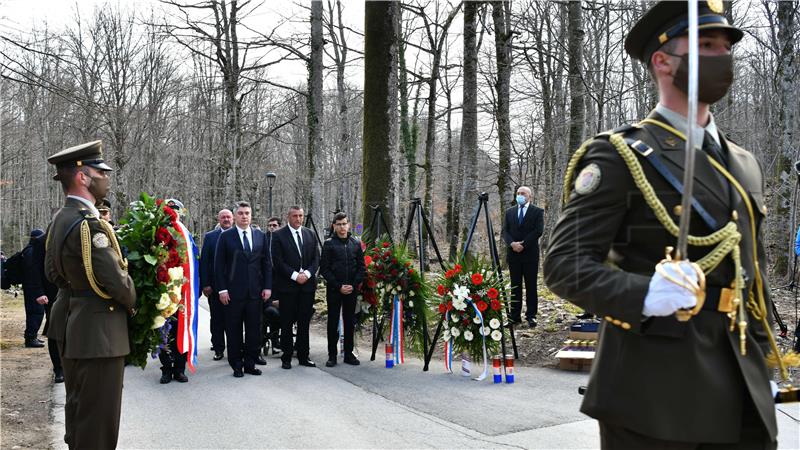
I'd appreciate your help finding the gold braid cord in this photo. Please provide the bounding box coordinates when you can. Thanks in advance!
[562,122,797,384]
[80,220,112,299]
[98,219,128,272]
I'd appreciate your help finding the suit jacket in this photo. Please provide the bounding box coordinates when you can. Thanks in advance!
[214,226,271,301]
[271,225,319,294]
[27,234,58,302]
[199,228,222,290]
[543,110,776,443]
[44,197,135,359]
[501,203,544,262]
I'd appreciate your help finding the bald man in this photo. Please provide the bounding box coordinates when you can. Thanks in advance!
[200,209,233,360]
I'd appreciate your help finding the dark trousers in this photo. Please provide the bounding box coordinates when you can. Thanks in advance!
[224,298,262,370]
[326,290,356,360]
[508,257,539,321]
[208,292,226,353]
[599,394,776,450]
[60,355,125,450]
[43,303,62,373]
[158,319,187,374]
[280,291,314,364]
[23,294,45,339]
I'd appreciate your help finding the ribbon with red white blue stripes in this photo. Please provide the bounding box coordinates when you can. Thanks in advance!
[443,311,453,373]
[388,294,405,365]
[469,302,489,381]
[175,221,199,373]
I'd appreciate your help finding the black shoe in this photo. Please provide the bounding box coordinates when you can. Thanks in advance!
[255,356,267,366]
[298,360,316,368]
[213,352,224,361]
[24,339,44,348]
[244,367,262,376]
[53,370,64,383]
[325,359,336,367]
[281,361,292,370]
[576,312,594,320]
[160,371,172,384]
[233,368,244,378]
[173,372,188,382]
[343,355,360,366]
[527,318,537,328]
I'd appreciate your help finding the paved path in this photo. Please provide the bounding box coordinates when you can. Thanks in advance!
[51,298,800,449]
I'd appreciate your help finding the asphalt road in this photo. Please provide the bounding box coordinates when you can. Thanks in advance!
[50,297,799,449]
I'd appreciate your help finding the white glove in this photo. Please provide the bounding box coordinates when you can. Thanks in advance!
[770,380,779,398]
[643,261,699,317]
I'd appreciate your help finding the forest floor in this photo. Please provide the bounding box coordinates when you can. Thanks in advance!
[0,290,54,449]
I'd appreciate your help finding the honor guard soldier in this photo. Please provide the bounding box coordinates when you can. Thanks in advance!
[544,2,783,448]
[44,140,136,449]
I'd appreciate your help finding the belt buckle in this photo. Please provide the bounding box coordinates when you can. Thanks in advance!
[717,287,735,313]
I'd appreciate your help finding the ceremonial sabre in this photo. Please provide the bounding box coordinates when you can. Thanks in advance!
[667,0,706,321]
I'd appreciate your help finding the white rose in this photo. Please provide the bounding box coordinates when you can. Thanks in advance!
[409,290,415,297]
[151,315,166,329]
[464,330,474,341]
[156,292,171,310]
[171,285,181,300]
[443,330,451,341]
[168,266,184,281]
[481,326,491,336]
[451,327,461,337]
[163,302,179,317]
[490,318,501,329]
[491,330,502,341]
[472,316,481,324]
[408,301,414,308]
[451,314,460,323]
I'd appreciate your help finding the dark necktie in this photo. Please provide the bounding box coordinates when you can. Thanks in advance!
[242,230,251,254]
[295,230,304,264]
[518,206,524,225]
[703,132,728,168]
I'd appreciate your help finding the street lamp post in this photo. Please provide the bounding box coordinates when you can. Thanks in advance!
[266,172,277,218]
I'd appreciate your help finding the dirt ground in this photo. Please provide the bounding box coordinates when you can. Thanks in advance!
[1,290,54,450]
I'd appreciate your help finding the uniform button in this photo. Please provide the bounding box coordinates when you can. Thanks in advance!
[612,319,622,326]
[673,205,682,216]
[731,210,738,221]
[109,306,115,311]
[604,316,614,322]
[761,205,767,215]
[621,322,631,330]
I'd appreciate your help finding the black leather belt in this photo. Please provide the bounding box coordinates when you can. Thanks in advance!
[68,288,97,297]
[701,285,737,313]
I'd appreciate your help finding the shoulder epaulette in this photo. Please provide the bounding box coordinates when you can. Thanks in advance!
[79,209,98,220]
[594,123,638,140]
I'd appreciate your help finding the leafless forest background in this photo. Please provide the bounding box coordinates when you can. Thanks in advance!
[1,0,798,281]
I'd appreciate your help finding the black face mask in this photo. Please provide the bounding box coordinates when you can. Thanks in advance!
[668,53,734,104]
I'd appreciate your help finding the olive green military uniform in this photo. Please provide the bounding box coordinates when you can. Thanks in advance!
[543,2,778,448]
[45,142,135,449]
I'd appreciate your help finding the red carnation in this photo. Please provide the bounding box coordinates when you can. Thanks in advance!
[462,318,471,326]
[437,284,446,296]
[364,255,373,266]
[438,303,447,314]
[408,268,414,275]
[471,294,481,303]
[164,205,178,223]
[490,299,501,311]
[155,227,172,245]
[446,301,453,311]
[445,270,454,279]
[156,266,170,284]
[156,199,164,206]
[454,264,462,273]
[367,279,377,288]
[477,300,488,312]
[487,288,499,299]
[471,273,483,285]
[405,261,411,267]
[372,247,379,253]
[390,269,398,277]
[167,249,181,267]
[382,241,390,248]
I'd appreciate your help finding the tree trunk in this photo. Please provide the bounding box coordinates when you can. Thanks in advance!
[362,0,399,239]
[307,0,324,219]
[460,1,479,249]
[493,0,513,209]
[566,0,585,153]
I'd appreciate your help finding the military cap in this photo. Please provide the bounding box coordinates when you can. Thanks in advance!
[47,140,113,180]
[625,0,744,64]
[165,198,184,210]
[97,198,112,212]
[30,228,45,239]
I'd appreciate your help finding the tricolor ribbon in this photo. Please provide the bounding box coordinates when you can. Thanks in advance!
[175,221,199,373]
[444,311,453,373]
[468,302,489,381]
[388,294,405,365]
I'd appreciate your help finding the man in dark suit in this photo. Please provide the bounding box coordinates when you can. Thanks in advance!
[28,230,63,382]
[214,201,272,377]
[200,208,233,361]
[22,228,46,347]
[271,206,319,369]
[501,186,544,328]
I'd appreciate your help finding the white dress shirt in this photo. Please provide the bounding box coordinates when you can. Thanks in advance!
[655,103,720,146]
[288,225,311,281]
[218,225,253,295]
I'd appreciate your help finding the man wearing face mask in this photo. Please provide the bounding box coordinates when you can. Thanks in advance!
[44,141,136,449]
[544,1,779,448]
[501,186,544,328]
